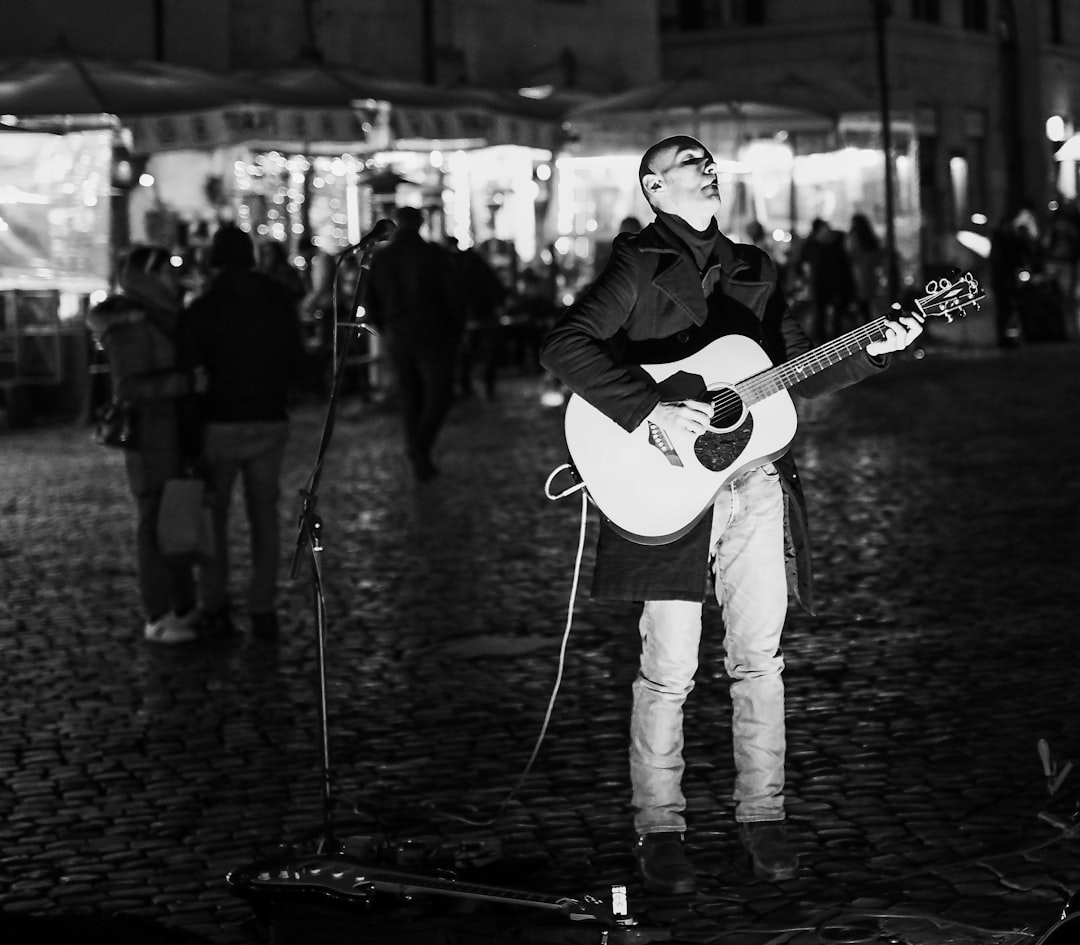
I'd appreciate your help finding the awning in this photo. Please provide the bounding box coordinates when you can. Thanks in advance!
[125,102,389,154]
[235,62,565,151]
[564,70,903,153]
[0,53,568,155]
[0,50,264,134]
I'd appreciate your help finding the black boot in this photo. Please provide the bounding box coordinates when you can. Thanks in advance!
[738,821,798,881]
[633,833,696,895]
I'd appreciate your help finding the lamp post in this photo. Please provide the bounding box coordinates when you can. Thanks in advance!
[872,0,899,299]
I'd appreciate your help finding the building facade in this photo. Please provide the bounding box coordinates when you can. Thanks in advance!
[5,1,1080,284]
[0,0,658,92]
[658,0,1080,272]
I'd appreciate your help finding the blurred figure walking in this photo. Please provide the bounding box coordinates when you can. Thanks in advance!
[846,213,885,323]
[179,225,305,640]
[1043,197,1080,338]
[989,213,1039,348]
[447,238,506,400]
[366,206,464,482]
[593,215,643,277]
[256,239,307,303]
[798,218,856,344]
[88,246,206,644]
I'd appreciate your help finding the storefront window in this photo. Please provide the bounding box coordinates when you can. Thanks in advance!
[0,130,111,294]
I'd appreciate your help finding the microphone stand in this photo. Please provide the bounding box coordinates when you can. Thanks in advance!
[287,223,389,852]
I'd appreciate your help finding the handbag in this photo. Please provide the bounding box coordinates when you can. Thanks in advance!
[157,476,216,559]
[93,399,138,449]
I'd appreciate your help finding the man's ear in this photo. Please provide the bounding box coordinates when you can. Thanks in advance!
[642,173,664,195]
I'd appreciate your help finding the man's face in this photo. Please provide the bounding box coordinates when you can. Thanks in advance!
[644,138,720,221]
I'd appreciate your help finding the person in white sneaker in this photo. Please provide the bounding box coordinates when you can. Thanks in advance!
[88,246,207,644]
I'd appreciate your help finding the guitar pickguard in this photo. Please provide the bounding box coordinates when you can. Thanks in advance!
[694,418,753,472]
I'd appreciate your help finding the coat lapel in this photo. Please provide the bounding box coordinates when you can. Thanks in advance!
[638,224,708,324]
[638,223,775,324]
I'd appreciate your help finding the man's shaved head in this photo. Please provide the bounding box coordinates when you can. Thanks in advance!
[638,135,709,200]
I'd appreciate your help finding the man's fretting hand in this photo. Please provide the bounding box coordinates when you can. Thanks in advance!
[647,399,715,436]
[865,312,925,356]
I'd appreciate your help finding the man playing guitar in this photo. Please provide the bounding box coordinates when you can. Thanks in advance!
[539,135,923,894]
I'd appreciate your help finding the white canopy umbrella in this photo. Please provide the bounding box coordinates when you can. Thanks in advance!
[0,50,264,132]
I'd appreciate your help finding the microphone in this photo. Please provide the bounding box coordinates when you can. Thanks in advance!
[345,218,396,254]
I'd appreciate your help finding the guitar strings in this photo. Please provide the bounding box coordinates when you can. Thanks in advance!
[707,320,891,421]
[699,282,980,422]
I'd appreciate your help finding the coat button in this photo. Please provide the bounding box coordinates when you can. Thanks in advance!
[676,331,689,343]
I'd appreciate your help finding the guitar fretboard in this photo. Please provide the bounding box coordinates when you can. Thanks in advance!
[725,273,983,411]
[735,319,891,407]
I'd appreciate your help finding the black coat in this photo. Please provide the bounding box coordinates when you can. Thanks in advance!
[365,231,465,352]
[180,268,305,424]
[540,217,888,610]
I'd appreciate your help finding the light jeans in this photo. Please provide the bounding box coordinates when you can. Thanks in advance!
[199,421,289,616]
[630,464,788,835]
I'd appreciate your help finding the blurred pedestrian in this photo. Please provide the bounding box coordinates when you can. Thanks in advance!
[594,215,643,277]
[989,213,1038,348]
[297,250,337,398]
[798,218,856,344]
[506,268,559,372]
[179,225,305,640]
[745,219,769,253]
[1043,197,1080,337]
[447,238,507,400]
[299,249,371,399]
[846,213,884,324]
[87,245,206,644]
[366,206,465,482]
[256,239,307,303]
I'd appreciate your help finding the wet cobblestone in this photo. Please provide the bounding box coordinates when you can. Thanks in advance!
[1,341,1079,943]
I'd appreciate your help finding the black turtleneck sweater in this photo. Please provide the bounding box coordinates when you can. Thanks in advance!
[655,209,720,272]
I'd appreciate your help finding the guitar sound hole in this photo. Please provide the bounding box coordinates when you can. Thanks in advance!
[711,387,744,431]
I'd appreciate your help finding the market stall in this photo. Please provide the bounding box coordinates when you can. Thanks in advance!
[0,50,276,424]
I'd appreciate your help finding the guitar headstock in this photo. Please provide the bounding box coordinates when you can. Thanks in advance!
[914,270,984,322]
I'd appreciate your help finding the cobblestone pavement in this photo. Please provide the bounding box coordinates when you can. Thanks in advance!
[2,339,1079,945]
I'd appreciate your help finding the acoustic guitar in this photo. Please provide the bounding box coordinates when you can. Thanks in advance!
[562,272,983,545]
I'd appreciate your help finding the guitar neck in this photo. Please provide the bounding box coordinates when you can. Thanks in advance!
[737,317,893,406]
[359,863,574,912]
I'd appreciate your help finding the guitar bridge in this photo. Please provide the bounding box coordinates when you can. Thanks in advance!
[647,423,684,467]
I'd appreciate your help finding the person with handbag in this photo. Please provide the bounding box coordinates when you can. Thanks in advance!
[87,245,208,644]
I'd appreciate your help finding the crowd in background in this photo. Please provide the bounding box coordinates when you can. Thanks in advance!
[745,200,1080,351]
[88,210,566,646]
[988,196,1080,348]
[123,191,1080,431]
[88,193,1080,647]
